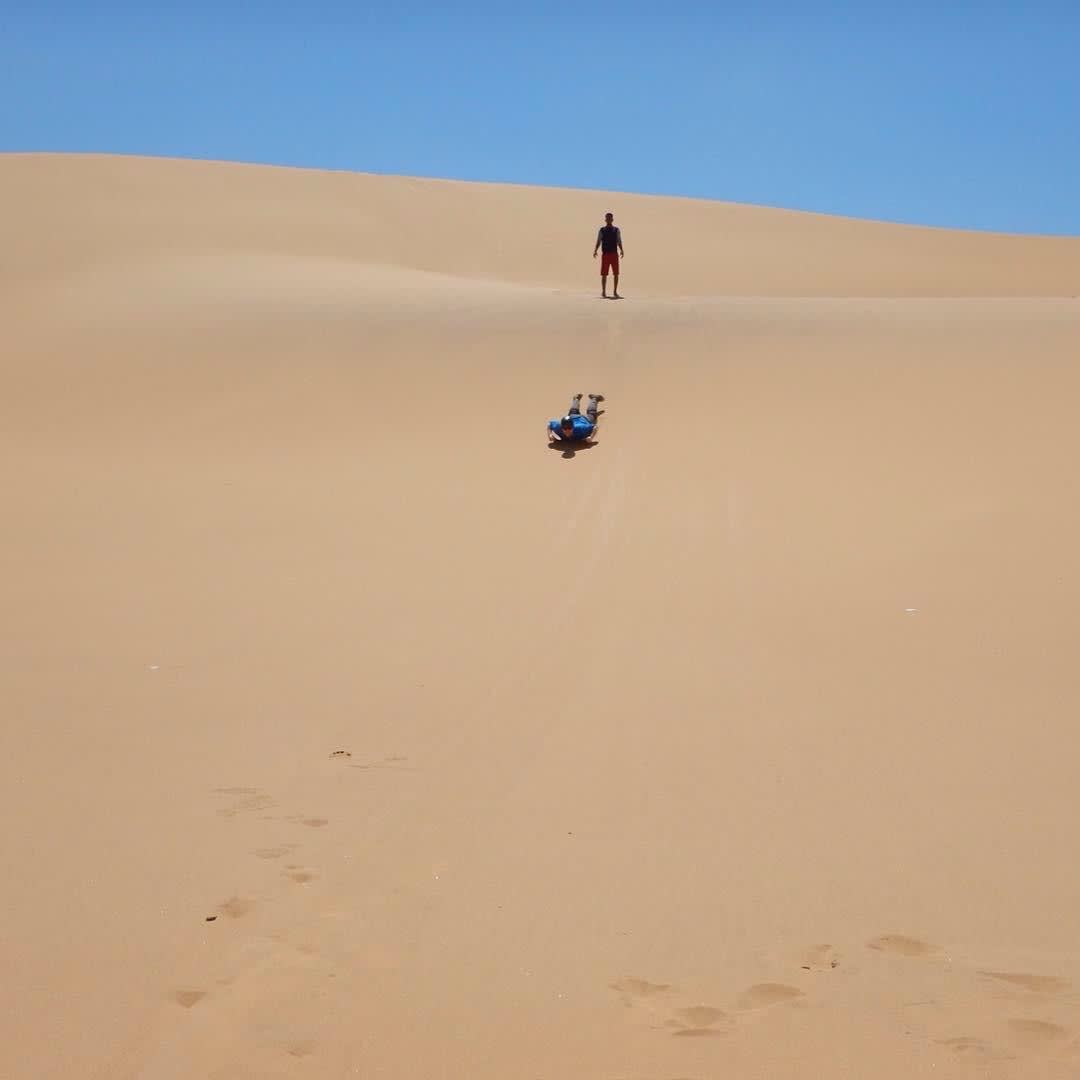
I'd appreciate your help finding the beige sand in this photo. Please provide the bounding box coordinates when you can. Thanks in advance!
[3,152,1080,1080]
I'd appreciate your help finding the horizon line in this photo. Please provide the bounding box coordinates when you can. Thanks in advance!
[4,147,1079,241]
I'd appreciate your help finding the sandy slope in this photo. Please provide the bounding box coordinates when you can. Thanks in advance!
[3,153,1080,1080]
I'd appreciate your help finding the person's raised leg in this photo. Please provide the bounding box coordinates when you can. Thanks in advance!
[586,393,604,422]
[568,393,583,416]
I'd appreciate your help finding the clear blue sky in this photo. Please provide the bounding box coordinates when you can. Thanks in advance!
[3,4,1079,234]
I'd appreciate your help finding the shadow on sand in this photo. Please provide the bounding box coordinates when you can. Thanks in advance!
[548,438,598,459]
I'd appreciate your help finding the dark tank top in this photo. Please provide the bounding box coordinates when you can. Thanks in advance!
[598,224,621,253]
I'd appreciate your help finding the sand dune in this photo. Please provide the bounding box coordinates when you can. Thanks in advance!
[3,153,1080,1080]
[4,152,1080,297]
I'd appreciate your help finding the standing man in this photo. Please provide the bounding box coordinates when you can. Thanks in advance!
[593,212,624,299]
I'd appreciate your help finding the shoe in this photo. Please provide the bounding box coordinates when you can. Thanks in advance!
[589,394,605,402]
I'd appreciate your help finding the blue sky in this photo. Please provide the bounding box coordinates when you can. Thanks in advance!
[3,4,1079,234]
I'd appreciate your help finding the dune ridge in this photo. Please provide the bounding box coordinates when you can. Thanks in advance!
[3,152,1079,297]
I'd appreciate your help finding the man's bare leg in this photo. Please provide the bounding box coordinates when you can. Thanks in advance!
[612,272,621,299]
[601,273,607,298]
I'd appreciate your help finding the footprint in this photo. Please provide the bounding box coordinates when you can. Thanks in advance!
[867,934,939,957]
[173,989,207,1009]
[610,976,673,999]
[218,793,276,818]
[217,896,255,919]
[801,943,840,971]
[348,754,412,771]
[676,1005,726,1027]
[978,971,1070,994]
[937,1036,999,1059]
[669,1005,727,1036]
[213,787,258,795]
[283,868,317,884]
[254,846,291,860]
[738,983,804,1009]
[297,817,329,828]
[286,1040,316,1058]
[1007,1019,1068,1044]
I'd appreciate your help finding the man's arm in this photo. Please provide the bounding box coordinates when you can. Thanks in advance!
[617,227,624,256]
[593,228,602,257]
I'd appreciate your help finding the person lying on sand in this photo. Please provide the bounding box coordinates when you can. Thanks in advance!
[548,393,604,442]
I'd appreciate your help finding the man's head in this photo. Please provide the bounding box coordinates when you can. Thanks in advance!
[605,212,614,224]
[560,415,575,435]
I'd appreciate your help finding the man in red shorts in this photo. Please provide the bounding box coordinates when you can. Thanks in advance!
[593,212,624,298]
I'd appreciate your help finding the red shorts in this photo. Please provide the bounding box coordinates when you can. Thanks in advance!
[600,251,620,275]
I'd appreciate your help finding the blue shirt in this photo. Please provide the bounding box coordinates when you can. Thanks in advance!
[549,415,595,440]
